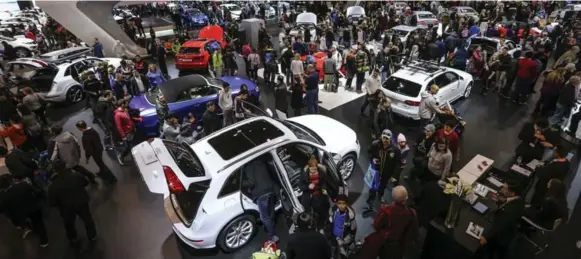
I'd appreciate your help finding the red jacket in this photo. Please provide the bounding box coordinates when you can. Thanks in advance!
[517,58,538,79]
[359,203,419,259]
[114,108,135,138]
[437,129,460,155]
[0,124,27,147]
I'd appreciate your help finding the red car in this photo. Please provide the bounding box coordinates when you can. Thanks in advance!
[175,25,227,72]
[301,52,347,81]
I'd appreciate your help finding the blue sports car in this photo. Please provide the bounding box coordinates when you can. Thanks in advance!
[183,8,209,28]
[129,74,259,137]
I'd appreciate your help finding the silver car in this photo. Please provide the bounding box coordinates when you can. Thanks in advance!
[38,46,92,64]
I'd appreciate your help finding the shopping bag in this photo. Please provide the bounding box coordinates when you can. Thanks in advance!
[364,164,380,191]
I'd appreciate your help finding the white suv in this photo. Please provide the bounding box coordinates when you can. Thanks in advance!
[6,56,122,103]
[132,115,360,252]
[380,61,474,120]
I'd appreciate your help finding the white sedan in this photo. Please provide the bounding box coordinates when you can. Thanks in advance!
[0,35,37,57]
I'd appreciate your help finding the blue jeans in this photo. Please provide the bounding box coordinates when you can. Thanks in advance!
[256,193,276,239]
[549,103,568,127]
[306,88,319,114]
[381,70,389,85]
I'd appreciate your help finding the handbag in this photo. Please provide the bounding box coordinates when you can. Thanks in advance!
[364,164,380,191]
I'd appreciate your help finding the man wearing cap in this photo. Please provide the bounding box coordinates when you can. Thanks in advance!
[418,84,444,128]
[366,129,401,209]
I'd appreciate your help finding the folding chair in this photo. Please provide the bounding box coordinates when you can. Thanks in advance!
[521,217,563,255]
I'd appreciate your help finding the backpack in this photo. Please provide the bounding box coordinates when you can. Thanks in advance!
[252,241,280,259]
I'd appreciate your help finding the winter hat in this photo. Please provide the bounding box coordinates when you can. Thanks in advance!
[381,129,393,140]
[397,133,406,143]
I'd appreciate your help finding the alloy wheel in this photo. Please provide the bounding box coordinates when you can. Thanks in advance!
[67,87,83,103]
[339,157,355,180]
[464,83,473,98]
[224,220,253,249]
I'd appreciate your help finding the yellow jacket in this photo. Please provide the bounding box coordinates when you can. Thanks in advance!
[212,53,223,69]
[172,42,181,53]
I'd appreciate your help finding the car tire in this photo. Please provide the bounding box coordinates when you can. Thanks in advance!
[66,85,84,103]
[217,214,257,253]
[463,82,473,99]
[338,153,357,180]
[15,47,31,58]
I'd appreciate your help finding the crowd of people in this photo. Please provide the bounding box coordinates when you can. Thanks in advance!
[0,1,580,259]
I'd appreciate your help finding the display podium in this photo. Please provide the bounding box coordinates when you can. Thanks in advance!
[240,18,265,49]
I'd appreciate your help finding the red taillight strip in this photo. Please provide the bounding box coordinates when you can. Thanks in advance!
[163,166,186,193]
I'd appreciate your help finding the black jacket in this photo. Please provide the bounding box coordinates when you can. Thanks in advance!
[373,107,394,135]
[5,149,37,179]
[83,78,102,97]
[274,83,289,111]
[368,140,401,180]
[532,160,570,205]
[242,158,278,200]
[48,170,89,211]
[286,231,331,259]
[281,48,294,70]
[557,83,576,107]
[81,128,103,159]
[3,180,42,218]
[485,197,525,244]
[130,75,151,94]
[532,197,568,229]
[202,110,221,135]
[0,99,17,123]
[95,98,115,127]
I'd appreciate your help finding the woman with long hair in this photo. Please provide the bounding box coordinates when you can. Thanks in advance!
[423,138,453,184]
[146,64,166,90]
[21,87,48,125]
[533,68,566,117]
[469,46,485,78]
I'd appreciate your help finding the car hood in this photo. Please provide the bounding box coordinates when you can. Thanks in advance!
[198,25,223,42]
[129,94,154,112]
[13,37,34,45]
[219,76,258,92]
[296,12,316,24]
[288,115,356,154]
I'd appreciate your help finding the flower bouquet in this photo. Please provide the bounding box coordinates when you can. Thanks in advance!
[443,177,473,229]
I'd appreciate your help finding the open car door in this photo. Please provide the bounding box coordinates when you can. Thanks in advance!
[270,150,304,218]
[241,100,275,118]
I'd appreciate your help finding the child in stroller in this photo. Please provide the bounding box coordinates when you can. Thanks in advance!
[433,103,466,137]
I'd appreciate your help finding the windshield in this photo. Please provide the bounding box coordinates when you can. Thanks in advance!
[393,29,410,37]
[206,77,223,86]
[225,5,240,11]
[279,120,325,146]
[460,8,476,13]
[418,13,436,19]
[188,9,201,16]
[383,76,423,97]
[468,38,497,53]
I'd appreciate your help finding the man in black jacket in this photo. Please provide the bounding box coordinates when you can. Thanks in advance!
[286,213,331,259]
[481,181,525,259]
[202,102,222,136]
[84,71,103,123]
[2,172,48,247]
[76,120,117,183]
[0,92,17,123]
[531,145,570,206]
[129,69,151,95]
[0,146,37,180]
[366,129,401,210]
[95,91,116,149]
[48,160,97,244]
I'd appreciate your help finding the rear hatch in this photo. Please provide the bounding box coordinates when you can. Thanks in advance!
[382,76,423,108]
[132,139,210,227]
[176,45,203,63]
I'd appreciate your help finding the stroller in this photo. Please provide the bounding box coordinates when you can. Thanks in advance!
[432,102,466,137]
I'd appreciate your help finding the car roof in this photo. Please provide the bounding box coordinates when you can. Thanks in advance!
[414,11,433,14]
[159,74,208,103]
[40,46,91,57]
[191,116,295,174]
[392,25,419,32]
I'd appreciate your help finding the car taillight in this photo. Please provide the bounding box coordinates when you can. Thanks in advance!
[419,20,425,24]
[147,138,154,143]
[163,166,185,193]
[405,100,421,106]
